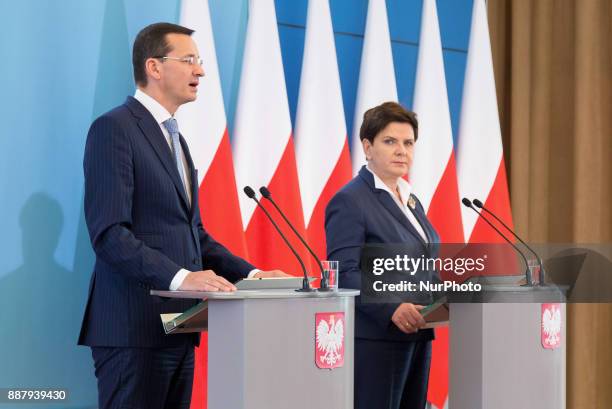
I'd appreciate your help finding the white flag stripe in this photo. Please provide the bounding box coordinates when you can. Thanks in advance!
[456,0,505,241]
[350,0,398,175]
[233,0,293,228]
[176,0,226,185]
[410,0,454,212]
[295,0,347,225]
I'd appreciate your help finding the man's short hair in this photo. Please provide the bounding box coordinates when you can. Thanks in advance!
[359,101,419,143]
[132,22,194,86]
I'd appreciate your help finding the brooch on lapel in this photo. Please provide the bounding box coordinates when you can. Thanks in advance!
[407,194,416,210]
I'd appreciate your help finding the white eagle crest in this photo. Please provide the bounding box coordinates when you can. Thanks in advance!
[542,306,561,346]
[316,315,344,366]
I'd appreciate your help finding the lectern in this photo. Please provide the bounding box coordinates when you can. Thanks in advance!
[151,288,359,409]
[450,280,566,409]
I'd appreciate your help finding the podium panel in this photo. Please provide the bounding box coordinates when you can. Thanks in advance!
[208,291,355,409]
[450,301,566,409]
[152,288,358,408]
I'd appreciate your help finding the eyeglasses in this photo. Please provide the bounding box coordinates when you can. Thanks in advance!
[154,56,204,66]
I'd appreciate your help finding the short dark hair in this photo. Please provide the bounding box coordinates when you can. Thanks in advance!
[359,101,419,143]
[132,22,194,86]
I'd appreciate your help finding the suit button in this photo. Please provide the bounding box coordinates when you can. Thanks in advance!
[193,257,201,266]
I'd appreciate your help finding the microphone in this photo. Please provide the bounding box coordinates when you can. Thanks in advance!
[243,186,314,292]
[472,199,546,285]
[461,198,533,286]
[259,186,329,289]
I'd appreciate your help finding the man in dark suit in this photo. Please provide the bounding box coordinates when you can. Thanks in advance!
[79,22,284,409]
[325,102,440,409]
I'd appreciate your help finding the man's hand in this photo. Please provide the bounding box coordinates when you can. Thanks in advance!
[178,270,237,292]
[253,270,291,278]
[391,303,426,334]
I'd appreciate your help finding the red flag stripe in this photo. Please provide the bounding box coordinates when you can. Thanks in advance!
[199,129,249,258]
[245,138,311,275]
[305,139,352,262]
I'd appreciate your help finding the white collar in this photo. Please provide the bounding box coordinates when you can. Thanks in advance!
[134,88,173,126]
[366,165,413,205]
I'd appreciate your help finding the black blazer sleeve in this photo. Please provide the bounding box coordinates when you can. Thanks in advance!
[84,115,180,290]
[195,212,255,283]
[325,192,398,331]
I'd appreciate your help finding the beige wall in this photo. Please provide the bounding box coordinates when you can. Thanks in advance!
[488,1,612,407]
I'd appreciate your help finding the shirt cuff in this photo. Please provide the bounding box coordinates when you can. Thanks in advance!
[169,268,191,291]
[247,269,261,278]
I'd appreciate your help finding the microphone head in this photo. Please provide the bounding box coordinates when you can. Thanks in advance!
[472,199,484,208]
[461,198,473,208]
[243,186,256,198]
[259,186,271,198]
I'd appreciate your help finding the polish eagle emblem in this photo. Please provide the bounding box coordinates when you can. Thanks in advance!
[541,303,562,349]
[315,312,345,369]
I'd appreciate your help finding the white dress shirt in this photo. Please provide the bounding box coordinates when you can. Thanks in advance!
[366,166,429,243]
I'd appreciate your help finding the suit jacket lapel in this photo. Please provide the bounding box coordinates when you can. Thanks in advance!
[126,97,191,212]
[179,134,198,219]
[376,192,428,247]
[408,201,435,254]
[358,167,427,247]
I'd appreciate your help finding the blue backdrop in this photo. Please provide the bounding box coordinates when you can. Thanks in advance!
[0,0,472,407]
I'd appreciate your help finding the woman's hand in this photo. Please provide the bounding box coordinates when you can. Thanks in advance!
[391,303,426,334]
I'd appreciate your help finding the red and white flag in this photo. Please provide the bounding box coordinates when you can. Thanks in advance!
[411,0,464,245]
[177,1,248,408]
[295,0,352,261]
[411,1,463,407]
[457,0,514,244]
[350,0,398,175]
[233,0,310,275]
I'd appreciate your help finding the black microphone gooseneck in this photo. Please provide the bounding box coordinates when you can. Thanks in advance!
[461,198,533,286]
[258,186,329,288]
[243,186,314,292]
[472,199,546,285]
